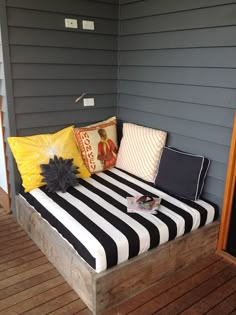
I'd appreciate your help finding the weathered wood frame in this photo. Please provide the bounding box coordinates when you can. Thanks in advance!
[16,195,219,315]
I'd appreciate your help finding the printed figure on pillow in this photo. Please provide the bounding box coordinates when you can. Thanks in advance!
[73,116,118,174]
[97,128,118,170]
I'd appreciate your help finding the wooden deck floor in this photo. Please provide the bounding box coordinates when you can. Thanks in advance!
[0,207,236,315]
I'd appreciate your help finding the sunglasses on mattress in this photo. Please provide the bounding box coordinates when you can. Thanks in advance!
[136,195,154,205]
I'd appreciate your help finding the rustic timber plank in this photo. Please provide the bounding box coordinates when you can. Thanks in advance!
[0,234,30,248]
[0,234,30,250]
[0,210,7,216]
[180,274,236,315]
[0,275,64,311]
[2,282,72,315]
[0,245,39,264]
[0,221,17,231]
[0,221,21,232]
[0,263,54,290]
[0,226,22,237]
[154,265,236,315]
[128,259,231,315]
[47,299,86,315]
[0,230,26,243]
[206,291,236,315]
[0,256,48,281]
[0,239,34,256]
[0,215,11,222]
[77,309,92,315]
[0,269,59,300]
[26,290,79,315]
[107,254,222,315]
[0,250,43,272]
[217,250,236,265]
[0,218,14,226]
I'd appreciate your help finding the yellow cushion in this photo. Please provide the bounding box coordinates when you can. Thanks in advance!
[73,117,118,173]
[8,126,90,192]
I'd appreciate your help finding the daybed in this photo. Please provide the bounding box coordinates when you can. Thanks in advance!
[16,167,219,314]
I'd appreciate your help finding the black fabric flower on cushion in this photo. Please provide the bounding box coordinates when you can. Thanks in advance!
[40,155,79,193]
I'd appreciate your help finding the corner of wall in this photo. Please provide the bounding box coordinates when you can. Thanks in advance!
[0,0,17,214]
[116,0,121,120]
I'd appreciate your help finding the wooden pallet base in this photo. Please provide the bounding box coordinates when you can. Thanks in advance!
[16,195,220,314]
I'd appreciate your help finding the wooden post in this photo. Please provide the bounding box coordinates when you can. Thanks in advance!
[217,112,236,251]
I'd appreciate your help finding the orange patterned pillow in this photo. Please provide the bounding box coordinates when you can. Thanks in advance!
[73,117,118,173]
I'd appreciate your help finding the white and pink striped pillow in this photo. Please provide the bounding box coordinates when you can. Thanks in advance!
[116,123,167,182]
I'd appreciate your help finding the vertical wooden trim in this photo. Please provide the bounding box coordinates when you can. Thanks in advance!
[217,112,236,251]
[0,96,11,213]
[0,0,16,136]
[0,0,17,213]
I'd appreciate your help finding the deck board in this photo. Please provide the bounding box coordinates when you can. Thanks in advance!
[0,239,35,256]
[3,282,72,315]
[0,269,59,300]
[0,207,235,315]
[182,275,236,314]
[126,260,231,315]
[26,290,79,315]
[206,291,236,314]
[0,236,29,250]
[106,254,221,314]
[0,256,49,281]
[154,265,236,315]
[0,250,44,273]
[0,275,63,311]
[47,299,86,315]
[0,218,15,226]
[0,244,40,264]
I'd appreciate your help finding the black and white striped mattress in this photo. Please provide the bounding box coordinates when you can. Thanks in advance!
[20,168,219,273]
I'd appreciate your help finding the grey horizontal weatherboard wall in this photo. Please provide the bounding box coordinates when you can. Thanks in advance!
[5,0,119,137]
[117,0,236,208]
[2,0,235,211]
[0,0,119,204]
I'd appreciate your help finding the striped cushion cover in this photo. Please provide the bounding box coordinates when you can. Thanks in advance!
[116,123,167,182]
[20,168,218,273]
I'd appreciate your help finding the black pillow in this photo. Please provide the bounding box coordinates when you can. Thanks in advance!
[155,147,210,200]
[40,155,79,193]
